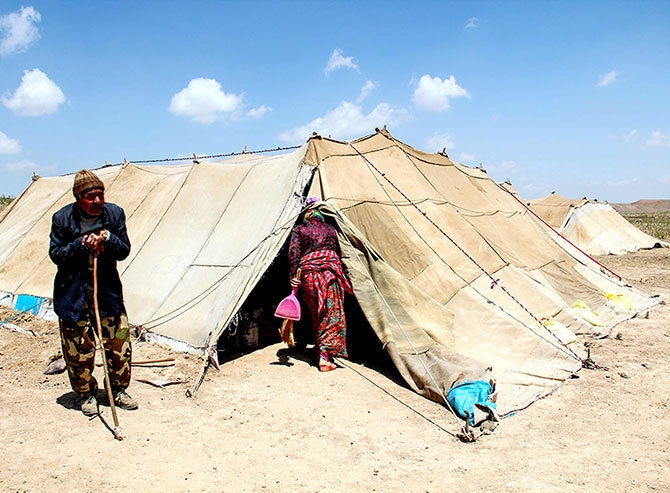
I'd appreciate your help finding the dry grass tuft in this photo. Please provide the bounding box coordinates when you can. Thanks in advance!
[622,212,670,241]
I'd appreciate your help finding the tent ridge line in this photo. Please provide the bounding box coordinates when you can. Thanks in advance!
[104,144,302,167]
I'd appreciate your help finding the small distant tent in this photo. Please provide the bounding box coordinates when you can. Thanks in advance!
[527,192,667,255]
[0,129,661,419]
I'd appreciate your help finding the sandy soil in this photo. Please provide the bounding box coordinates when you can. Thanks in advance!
[1,248,669,492]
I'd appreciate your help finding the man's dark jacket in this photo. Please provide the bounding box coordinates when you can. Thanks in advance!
[49,202,131,323]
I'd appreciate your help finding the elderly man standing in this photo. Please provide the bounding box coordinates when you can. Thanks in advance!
[49,169,137,417]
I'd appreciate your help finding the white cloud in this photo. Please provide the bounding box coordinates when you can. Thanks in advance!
[1,159,58,182]
[0,6,40,57]
[500,160,517,170]
[169,78,244,124]
[278,101,411,144]
[606,129,638,143]
[3,159,35,172]
[487,160,517,173]
[597,70,619,87]
[356,80,378,103]
[425,133,454,153]
[519,182,548,195]
[645,131,670,148]
[458,152,476,163]
[465,17,478,29]
[412,75,471,112]
[0,131,21,154]
[591,177,639,189]
[324,49,358,75]
[1,69,65,116]
[246,105,272,119]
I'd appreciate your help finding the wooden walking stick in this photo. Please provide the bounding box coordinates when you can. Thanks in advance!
[93,254,124,441]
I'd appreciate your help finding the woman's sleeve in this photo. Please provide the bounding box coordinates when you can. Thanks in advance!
[287,228,301,277]
[327,224,342,256]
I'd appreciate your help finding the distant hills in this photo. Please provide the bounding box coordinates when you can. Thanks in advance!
[612,199,670,214]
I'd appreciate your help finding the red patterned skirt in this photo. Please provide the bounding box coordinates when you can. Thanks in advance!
[299,249,352,358]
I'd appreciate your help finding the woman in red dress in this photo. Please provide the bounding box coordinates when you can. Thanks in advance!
[288,200,352,371]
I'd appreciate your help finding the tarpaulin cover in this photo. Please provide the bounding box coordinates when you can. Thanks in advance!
[0,130,662,416]
[528,192,668,255]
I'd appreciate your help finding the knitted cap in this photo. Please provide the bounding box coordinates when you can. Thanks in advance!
[72,170,105,197]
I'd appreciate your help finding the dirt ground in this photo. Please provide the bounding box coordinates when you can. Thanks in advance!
[1,248,669,492]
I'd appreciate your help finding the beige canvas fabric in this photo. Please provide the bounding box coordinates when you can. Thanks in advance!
[0,167,121,295]
[561,202,667,255]
[305,129,659,413]
[0,152,312,350]
[527,192,588,229]
[319,204,493,409]
[0,130,661,416]
[528,192,666,255]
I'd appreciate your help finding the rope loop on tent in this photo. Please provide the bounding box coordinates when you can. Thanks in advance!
[348,143,584,364]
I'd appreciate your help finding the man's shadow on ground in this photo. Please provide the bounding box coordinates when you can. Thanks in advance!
[56,389,114,411]
[56,391,80,411]
[56,390,122,438]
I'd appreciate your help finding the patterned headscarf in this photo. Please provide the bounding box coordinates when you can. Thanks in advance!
[303,208,324,224]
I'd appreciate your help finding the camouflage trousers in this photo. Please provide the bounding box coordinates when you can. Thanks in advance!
[59,299,132,399]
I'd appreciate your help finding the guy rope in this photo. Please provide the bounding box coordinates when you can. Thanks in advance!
[348,142,585,365]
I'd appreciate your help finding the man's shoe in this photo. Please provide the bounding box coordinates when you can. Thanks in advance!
[113,390,138,410]
[81,395,99,417]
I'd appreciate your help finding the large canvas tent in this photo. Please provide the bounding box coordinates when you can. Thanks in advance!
[0,129,661,420]
[527,192,667,255]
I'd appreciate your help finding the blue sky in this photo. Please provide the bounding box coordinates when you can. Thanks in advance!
[1,1,668,203]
